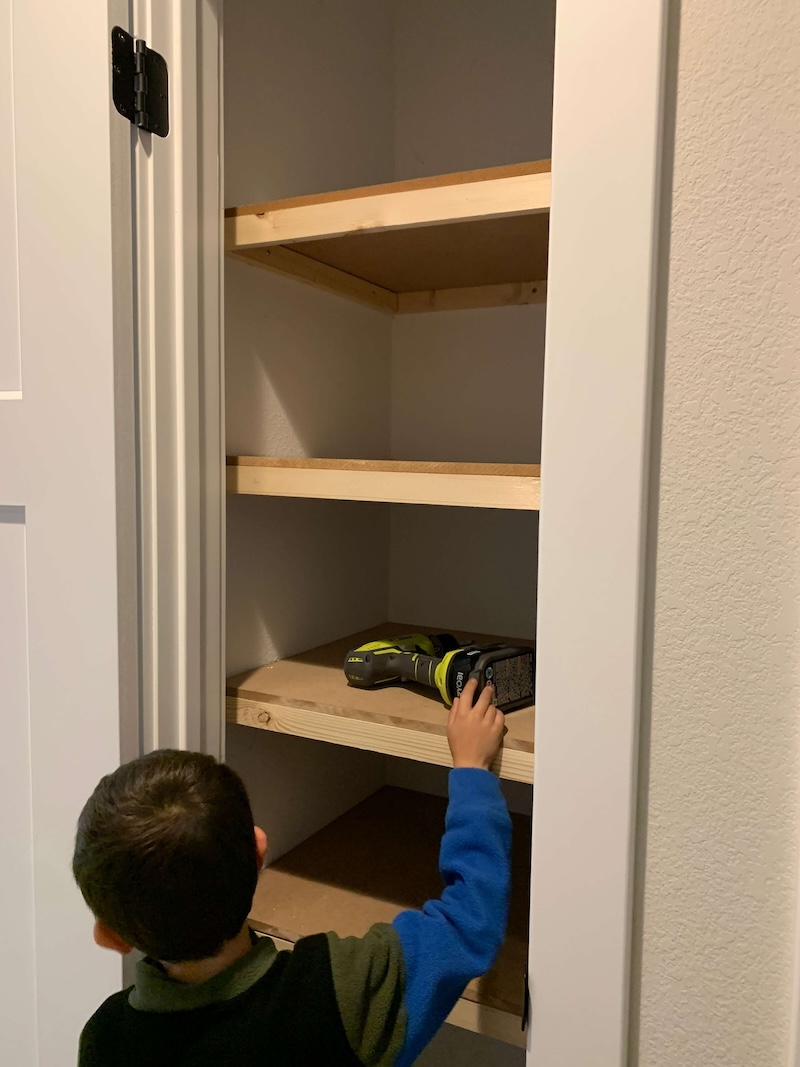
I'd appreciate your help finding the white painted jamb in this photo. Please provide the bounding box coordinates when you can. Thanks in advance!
[527,0,671,1064]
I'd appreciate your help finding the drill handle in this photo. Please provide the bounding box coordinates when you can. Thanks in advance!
[402,652,440,690]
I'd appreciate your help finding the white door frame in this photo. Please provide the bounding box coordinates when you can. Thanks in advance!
[528,1,671,1064]
[163,0,673,1062]
[132,0,225,760]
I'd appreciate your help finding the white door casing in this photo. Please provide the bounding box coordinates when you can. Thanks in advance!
[0,0,137,1063]
[131,0,225,761]
[174,0,672,1062]
[529,0,671,1064]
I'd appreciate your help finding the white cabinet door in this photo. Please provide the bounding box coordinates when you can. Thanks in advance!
[0,2,137,1063]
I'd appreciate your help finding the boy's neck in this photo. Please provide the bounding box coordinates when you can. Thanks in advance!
[161,923,253,985]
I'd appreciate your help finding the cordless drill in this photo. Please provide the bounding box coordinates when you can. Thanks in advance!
[343,632,534,712]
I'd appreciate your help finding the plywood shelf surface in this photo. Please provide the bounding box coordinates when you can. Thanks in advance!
[225,161,550,313]
[227,623,535,784]
[226,456,541,510]
[249,786,531,1045]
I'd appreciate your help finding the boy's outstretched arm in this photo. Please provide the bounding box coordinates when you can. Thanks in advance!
[392,681,511,1065]
[326,680,512,1067]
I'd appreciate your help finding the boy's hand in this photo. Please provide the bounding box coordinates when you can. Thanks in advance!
[447,678,506,771]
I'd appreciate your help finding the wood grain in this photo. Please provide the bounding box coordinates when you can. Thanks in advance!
[225,159,551,217]
[249,787,531,1021]
[224,162,550,309]
[227,623,535,784]
[227,457,538,475]
[397,280,547,314]
[225,458,541,511]
[284,213,549,294]
[227,171,550,252]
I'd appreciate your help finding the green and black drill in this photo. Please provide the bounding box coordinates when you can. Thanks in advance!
[343,632,534,712]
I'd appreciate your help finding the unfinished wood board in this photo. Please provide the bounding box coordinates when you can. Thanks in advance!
[231,243,546,314]
[249,787,531,1026]
[226,160,550,243]
[232,242,399,313]
[230,213,549,306]
[225,161,550,311]
[226,161,550,218]
[273,214,550,293]
[397,280,547,314]
[227,623,535,784]
[226,457,541,511]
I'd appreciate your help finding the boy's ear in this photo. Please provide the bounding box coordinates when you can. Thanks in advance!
[255,826,268,869]
[94,920,133,956]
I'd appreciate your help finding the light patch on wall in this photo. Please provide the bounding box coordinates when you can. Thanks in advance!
[0,0,21,394]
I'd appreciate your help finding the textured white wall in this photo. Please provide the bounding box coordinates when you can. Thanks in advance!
[223,0,395,860]
[393,0,555,178]
[635,0,800,1064]
[387,0,551,643]
[223,0,395,679]
[387,308,543,640]
[223,0,394,203]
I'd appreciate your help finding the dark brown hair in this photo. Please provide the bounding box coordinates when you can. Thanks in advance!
[73,750,259,962]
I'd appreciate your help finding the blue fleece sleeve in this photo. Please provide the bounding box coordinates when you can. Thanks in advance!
[392,768,512,1066]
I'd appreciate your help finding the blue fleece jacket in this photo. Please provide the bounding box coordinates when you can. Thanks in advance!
[392,768,512,1065]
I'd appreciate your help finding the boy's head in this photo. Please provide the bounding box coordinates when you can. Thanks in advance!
[73,749,265,963]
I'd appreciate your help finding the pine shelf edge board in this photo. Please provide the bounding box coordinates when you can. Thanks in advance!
[225,159,552,247]
[247,787,531,1046]
[224,160,550,314]
[253,931,526,1049]
[226,693,534,784]
[226,623,535,785]
[226,458,542,511]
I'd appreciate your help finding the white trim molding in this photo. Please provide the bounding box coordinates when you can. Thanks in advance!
[528,1,671,1064]
[132,0,225,759]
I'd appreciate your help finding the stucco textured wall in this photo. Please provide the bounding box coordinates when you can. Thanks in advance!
[636,0,800,1064]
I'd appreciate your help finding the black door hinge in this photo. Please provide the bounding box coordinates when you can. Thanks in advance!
[111,26,169,138]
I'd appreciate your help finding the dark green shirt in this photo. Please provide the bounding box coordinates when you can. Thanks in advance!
[79,927,407,1067]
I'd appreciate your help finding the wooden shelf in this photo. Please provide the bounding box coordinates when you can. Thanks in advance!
[227,623,535,784]
[225,161,550,313]
[249,786,531,1047]
[227,457,541,510]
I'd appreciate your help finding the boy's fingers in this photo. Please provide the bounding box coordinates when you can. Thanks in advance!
[460,678,479,708]
[469,682,494,717]
[473,683,495,716]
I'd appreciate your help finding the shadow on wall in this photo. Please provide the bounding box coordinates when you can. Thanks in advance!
[226,494,391,676]
[391,304,546,465]
[225,259,393,460]
[389,505,539,639]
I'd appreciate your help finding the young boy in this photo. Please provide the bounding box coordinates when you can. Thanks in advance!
[73,679,511,1066]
